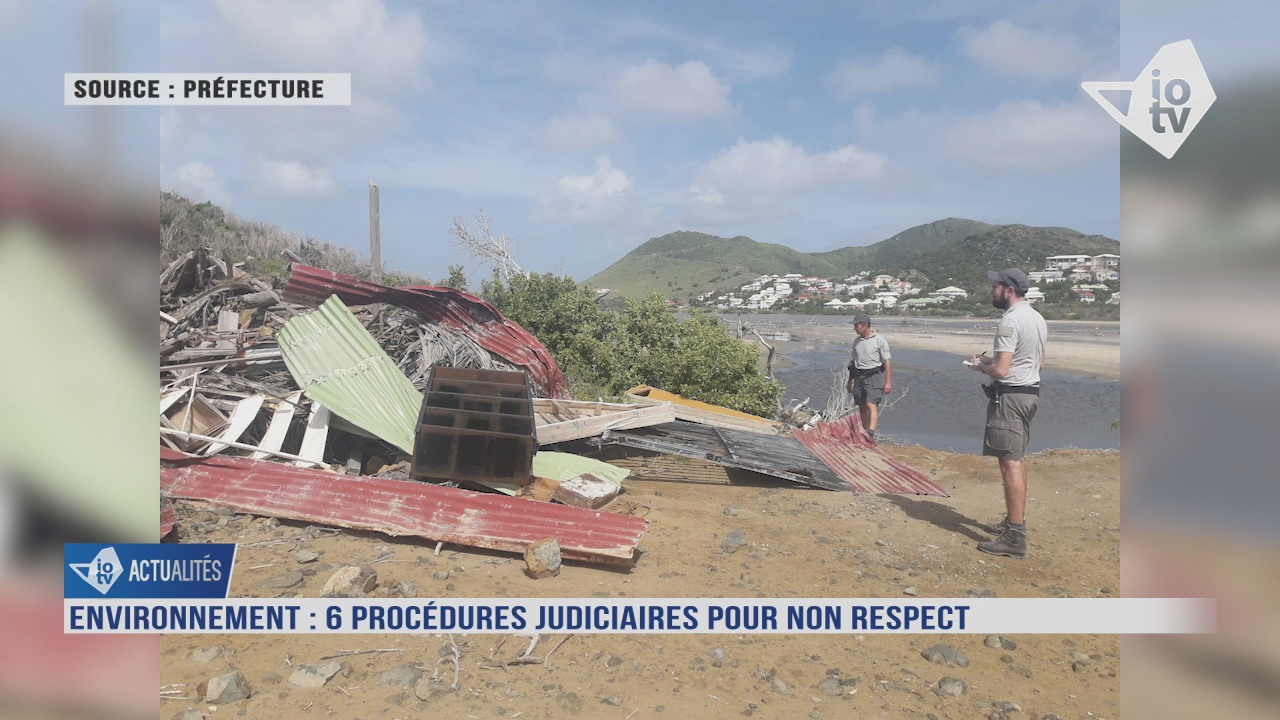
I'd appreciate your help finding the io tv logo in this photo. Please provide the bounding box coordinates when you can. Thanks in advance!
[1082,39,1215,158]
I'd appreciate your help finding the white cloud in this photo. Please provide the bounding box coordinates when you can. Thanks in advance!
[211,0,432,94]
[685,137,885,225]
[958,21,1094,81]
[828,48,943,97]
[254,159,338,199]
[167,162,232,206]
[943,99,1116,169]
[540,155,634,224]
[545,113,620,152]
[605,59,733,121]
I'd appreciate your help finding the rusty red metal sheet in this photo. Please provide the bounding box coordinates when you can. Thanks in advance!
[794,417,950,496]
[160,450,645,565]
[283,263,571,399]
[160,496,178,539]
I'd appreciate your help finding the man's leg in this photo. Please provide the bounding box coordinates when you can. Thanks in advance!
[999,458,1027,525]
[858,404,872,434]
[865,402,880,433]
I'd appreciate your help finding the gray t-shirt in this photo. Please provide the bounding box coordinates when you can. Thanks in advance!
[850,332,892,370]
[993,301,1047,386]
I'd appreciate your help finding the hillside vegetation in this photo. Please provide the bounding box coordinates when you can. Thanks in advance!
[586,219,1117,302]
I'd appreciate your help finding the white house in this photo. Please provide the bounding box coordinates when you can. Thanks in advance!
[872,274,896,287]
[1091,253,1120,271]
[1070,269,1094,282]
[1029,270,1064,283]
[930,286,969,299]
[1094,269,1119,281]
[1078,291,1096,303]
[1025,287,1046,304]
[1047,254,1092,270]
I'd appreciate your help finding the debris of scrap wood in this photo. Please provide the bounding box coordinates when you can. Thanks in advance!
[157,250,945,569]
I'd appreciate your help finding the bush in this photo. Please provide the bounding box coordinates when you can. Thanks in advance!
[481,273,783,416]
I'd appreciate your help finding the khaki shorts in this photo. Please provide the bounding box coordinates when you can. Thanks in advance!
[982,392,1038,460]
[851,372,886,407]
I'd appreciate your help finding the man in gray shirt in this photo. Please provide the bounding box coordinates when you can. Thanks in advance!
[845,314,893,441]
[969,268,1047,559]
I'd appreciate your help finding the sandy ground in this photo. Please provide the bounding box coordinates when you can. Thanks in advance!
[162,445,1121,720]
[773,322,1120,379]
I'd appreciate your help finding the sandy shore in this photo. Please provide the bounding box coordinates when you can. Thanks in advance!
[767,321,1120,379]
[162,445,1120,720]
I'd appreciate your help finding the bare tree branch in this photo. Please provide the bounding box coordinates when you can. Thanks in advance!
[448,208,528,283]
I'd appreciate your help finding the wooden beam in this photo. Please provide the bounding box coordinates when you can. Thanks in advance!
[251,391,302,460]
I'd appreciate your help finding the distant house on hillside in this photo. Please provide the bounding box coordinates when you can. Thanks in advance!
[1025,287,1046,304]
[1091,253,1120,271]
[1029,270,1064,283]
[900,297,949,309]
[930,286,969,299]
[1047,254,1092,270]
[872,274,896,287]
[1070,269,1094,282]
[1106,291,1120,305]
[1078,291,1096,303]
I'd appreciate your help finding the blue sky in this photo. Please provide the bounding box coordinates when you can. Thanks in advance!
[160,0,1122,282]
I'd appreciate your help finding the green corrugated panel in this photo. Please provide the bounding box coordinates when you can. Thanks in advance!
[278,295,422,453]
[532,451,631,487]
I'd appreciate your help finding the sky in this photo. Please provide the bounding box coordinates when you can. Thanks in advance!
[159,0,1123,282]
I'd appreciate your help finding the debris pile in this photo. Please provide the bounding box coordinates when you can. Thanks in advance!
[159,254,947,569]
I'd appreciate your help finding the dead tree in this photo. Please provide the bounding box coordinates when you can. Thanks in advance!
[448,208,528,283]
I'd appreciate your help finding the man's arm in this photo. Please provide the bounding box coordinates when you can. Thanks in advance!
[971,351,1014,379]
[883,358,893,394]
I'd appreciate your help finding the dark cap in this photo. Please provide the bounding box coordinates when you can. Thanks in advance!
[852,313,871,325]
[986,268,1030,291]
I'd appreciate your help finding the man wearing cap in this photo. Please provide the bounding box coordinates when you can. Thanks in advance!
[969,268,1047,559]
[845,313,893,441]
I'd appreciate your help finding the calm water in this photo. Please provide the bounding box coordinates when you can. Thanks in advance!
[724,314,1121,453]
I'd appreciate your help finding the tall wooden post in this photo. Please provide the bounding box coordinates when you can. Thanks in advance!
[369,180,381,284]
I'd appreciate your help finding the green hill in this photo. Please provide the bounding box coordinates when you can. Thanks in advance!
[812,218,997,273]
[899,224,1119,291]
[585,219,1117,303]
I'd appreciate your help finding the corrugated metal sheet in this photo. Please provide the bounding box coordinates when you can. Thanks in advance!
[160,449,646,565]
[283,263,571,399]
[599,421,851,492]
[794,416,950,497]
[532,451,631,487]
[278,295,423,453]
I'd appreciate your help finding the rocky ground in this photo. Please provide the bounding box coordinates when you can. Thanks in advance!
[162,445,1121,720]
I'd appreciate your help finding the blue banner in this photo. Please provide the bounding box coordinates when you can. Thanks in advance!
[64,544,236,599]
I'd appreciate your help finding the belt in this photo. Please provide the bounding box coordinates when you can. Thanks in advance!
[996,383,1039,396]
[850,365,884,377]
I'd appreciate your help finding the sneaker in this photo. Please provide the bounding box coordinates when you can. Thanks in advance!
[982,517,1010,535]
[977,529,1027,559]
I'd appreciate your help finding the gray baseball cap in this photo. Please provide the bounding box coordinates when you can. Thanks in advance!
[986,268,1030,291]
[852,313,871,325]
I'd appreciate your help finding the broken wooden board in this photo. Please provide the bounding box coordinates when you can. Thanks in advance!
[251,391,302,460]
[534,399,676,445]
[295,402,331,467]
[625,385,786,435]
[201,394,266,456]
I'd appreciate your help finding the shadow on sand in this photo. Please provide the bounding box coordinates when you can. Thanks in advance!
[882,495,990,543]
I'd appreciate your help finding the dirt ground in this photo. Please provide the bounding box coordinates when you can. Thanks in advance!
[161,444,1121,720]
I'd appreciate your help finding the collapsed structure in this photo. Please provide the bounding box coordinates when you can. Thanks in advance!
[159,255,947,569]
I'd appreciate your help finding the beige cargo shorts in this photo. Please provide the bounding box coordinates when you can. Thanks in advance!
[981,392,1038,460]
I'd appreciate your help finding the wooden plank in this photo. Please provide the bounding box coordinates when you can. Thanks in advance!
[216,310,239,349]
[159,389,187,415]
[626,392,785,435]
[295,403,331,467]
[202,395,266,456]
[251,391,302,460]
[161,428,327,468]
[536,403,676,445]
